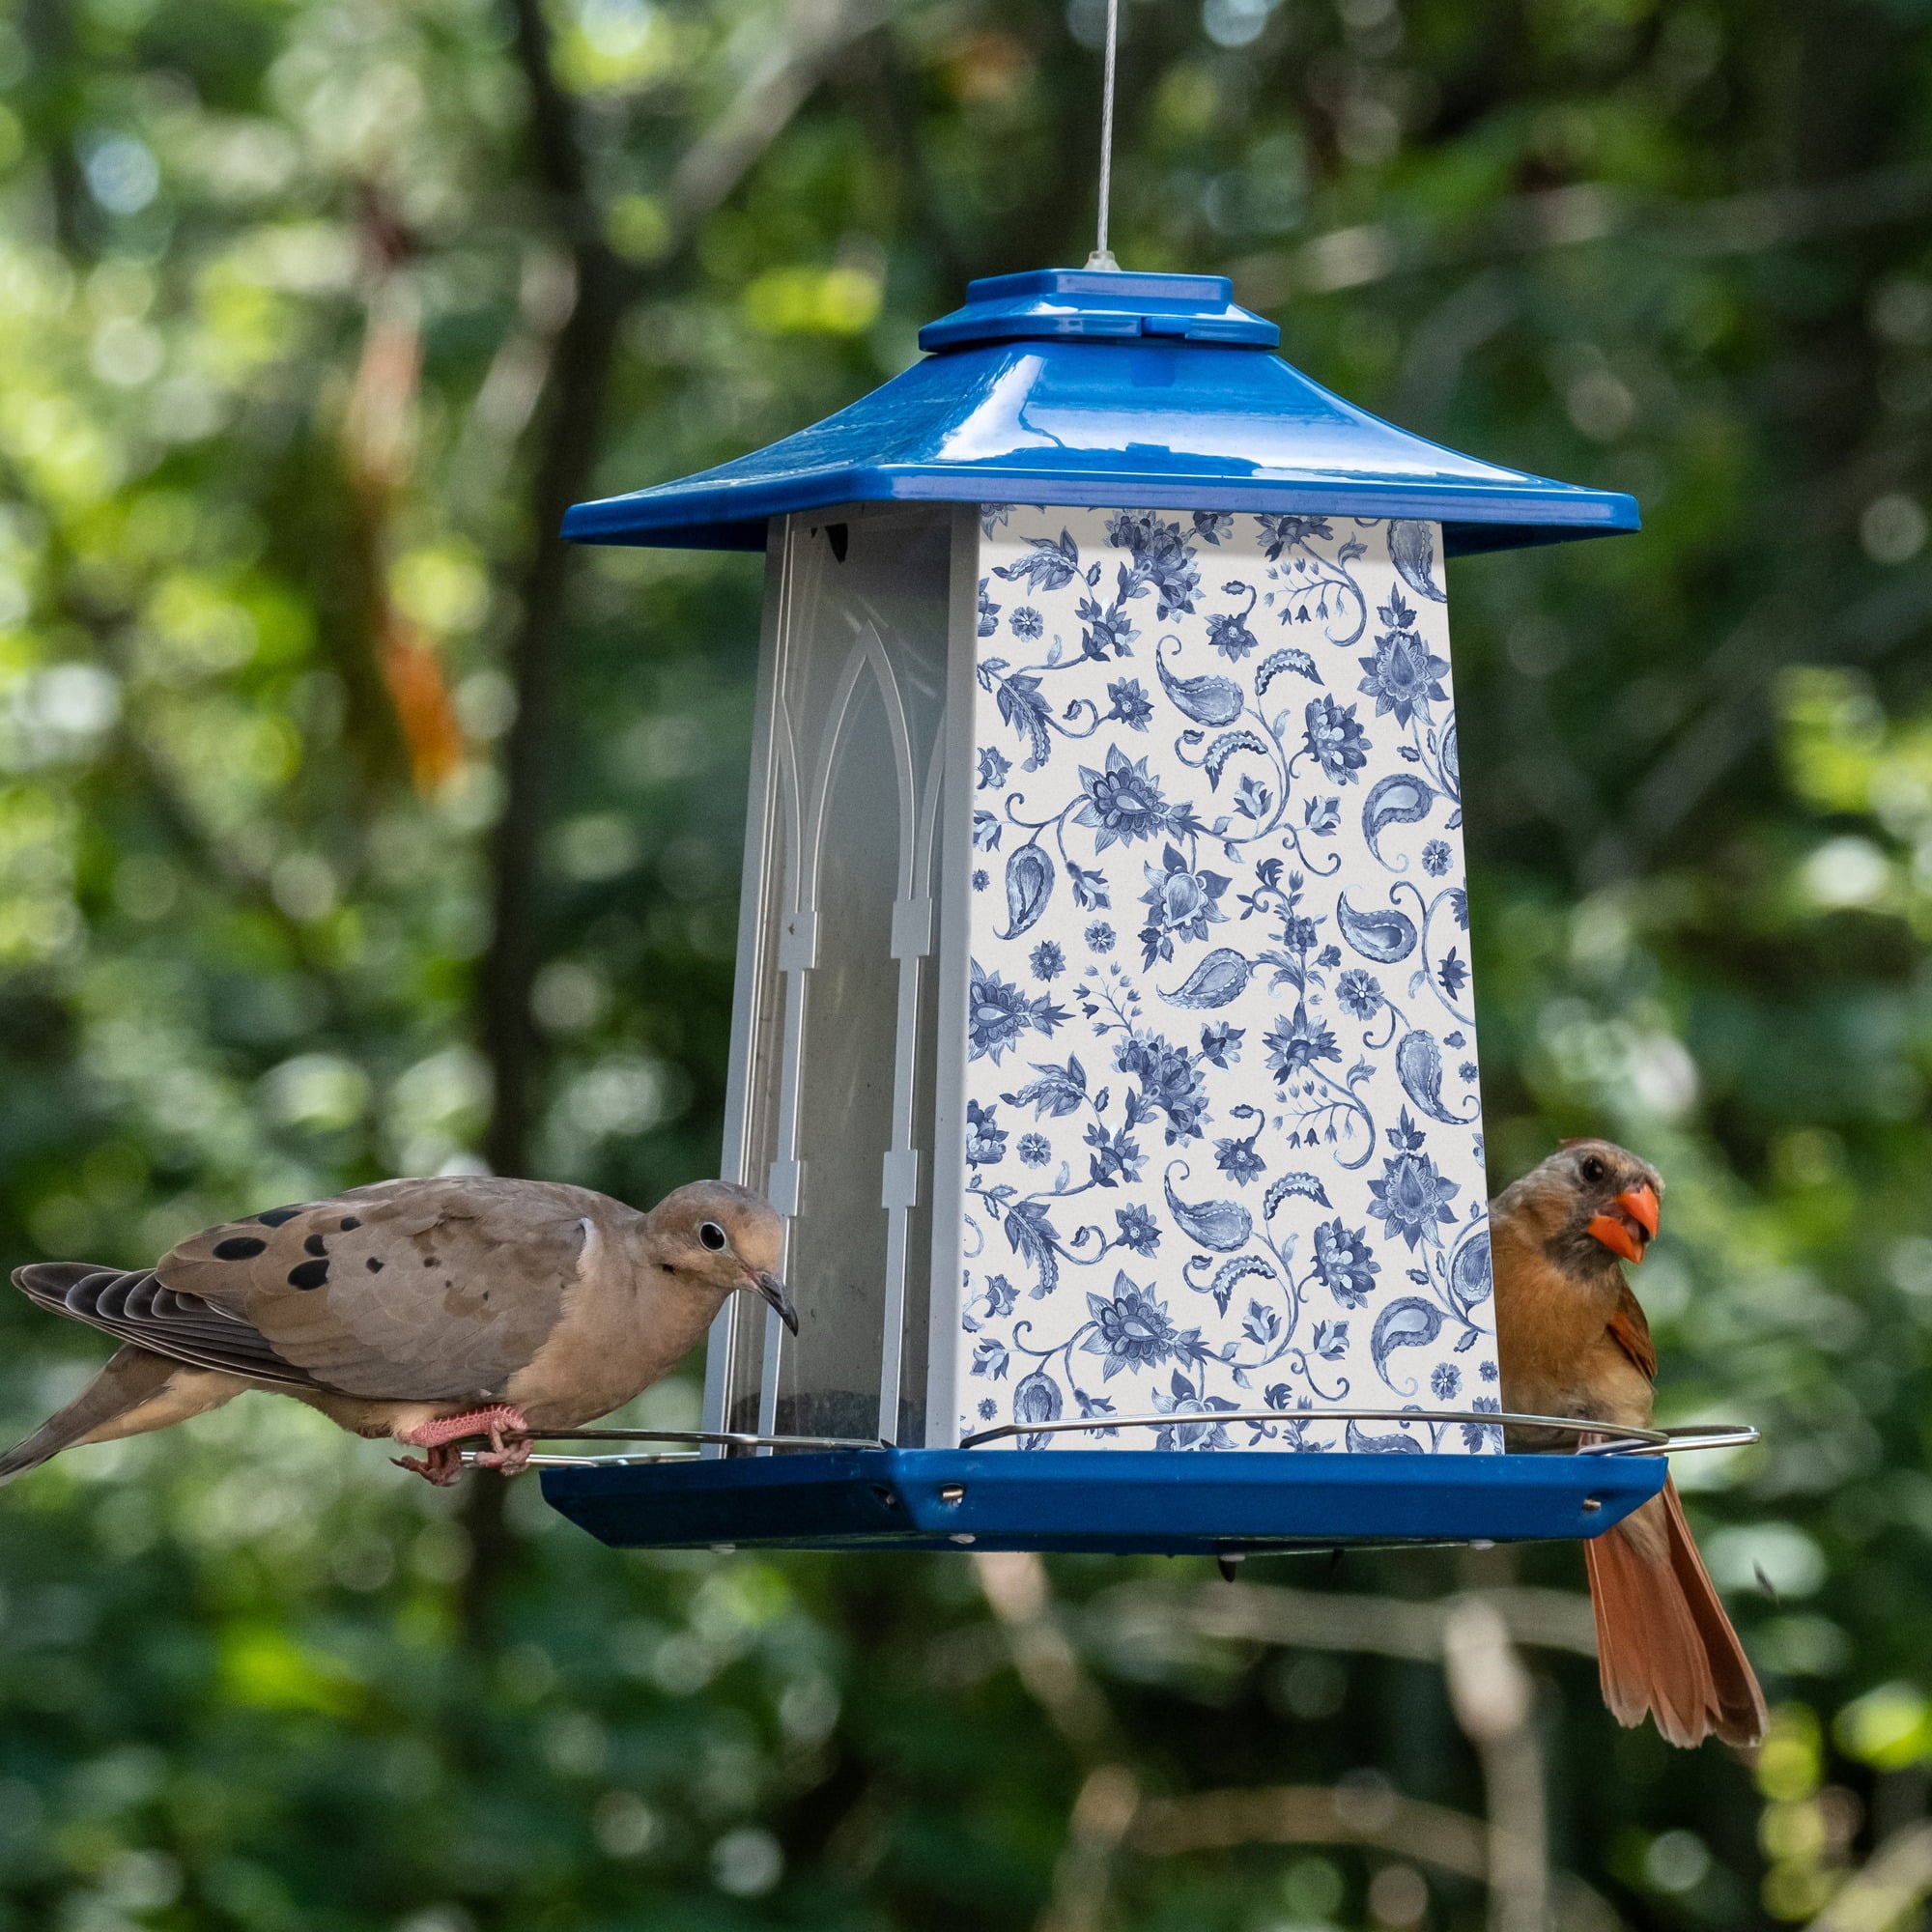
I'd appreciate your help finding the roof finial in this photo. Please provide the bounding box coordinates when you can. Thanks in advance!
[1086,0,1122,271]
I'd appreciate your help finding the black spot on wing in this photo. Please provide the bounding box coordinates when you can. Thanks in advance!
[213,1236,267,1261]
[366,1257,384,1273]
[424,1256,440,1269]
[340,1216,360,1232]
[303,1233,328,1257]
[287,1260,329,1291]
[256,1206,303,1228]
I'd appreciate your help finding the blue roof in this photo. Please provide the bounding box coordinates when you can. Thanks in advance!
[562,268,1639,557]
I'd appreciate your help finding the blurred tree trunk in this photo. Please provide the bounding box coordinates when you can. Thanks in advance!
[17,0,88,256]
[462,0,890,1650]
[462,0,632,1651]
[478,0,628,1192]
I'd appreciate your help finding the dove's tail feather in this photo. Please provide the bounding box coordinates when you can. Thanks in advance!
[0,1341,185,1485]
[1584,1477,1766,1750]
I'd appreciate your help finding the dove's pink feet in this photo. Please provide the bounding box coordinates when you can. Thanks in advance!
[393,1405,532,1483]
[392,1442,464,1486]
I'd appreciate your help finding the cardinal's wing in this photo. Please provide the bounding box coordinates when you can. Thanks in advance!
[1606,1283,1658,1383]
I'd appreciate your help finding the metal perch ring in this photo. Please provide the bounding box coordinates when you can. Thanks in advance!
[454,1411,1758,1469]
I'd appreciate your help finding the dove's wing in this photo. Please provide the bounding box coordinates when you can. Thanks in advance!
[150,1178,609,1400]
[13,1264,314,1387]
[11,1179,619,1403]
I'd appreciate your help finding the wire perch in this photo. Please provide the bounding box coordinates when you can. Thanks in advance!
[455,1411,1757,1469]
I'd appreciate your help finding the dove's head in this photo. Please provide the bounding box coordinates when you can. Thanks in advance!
[1505,1137,1662,1277]
[648,1181,796,1333]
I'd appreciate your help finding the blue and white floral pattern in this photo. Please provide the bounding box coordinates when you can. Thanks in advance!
[957,507,1499,1455]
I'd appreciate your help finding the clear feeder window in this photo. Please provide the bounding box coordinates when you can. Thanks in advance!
[720,505,956,1445]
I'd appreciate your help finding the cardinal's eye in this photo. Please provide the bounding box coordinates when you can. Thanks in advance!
[698,1221,727,1252]
[1580,1155,1606,1184]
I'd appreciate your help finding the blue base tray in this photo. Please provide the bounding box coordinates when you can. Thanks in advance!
[540,1449,1664,1555]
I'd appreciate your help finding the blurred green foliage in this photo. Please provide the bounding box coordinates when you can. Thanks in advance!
[1,0,1931,1926]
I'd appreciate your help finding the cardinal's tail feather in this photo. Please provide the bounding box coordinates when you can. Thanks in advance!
[0,1344,180,1486]
[1584,1514,1711,1745]
[1660,1476,1768,1748]
[1583,1484,1766,1750]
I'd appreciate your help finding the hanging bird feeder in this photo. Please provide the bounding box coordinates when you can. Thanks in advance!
[535,261,1748,1557]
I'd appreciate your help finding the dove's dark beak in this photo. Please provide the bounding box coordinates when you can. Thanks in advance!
[753,1269,798,1335]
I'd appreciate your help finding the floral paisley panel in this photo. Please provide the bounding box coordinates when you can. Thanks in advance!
[955,505,1500,1454]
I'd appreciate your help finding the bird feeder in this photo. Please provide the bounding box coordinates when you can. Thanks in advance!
[542,268,1699,1555]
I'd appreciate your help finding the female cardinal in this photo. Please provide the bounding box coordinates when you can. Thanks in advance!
[1491,1139,1766,1749]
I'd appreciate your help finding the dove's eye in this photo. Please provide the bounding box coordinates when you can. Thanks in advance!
[698,1221,727,1252]
[1580,1155,1606,1184]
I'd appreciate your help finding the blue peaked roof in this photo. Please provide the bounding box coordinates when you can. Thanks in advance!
[561,269,1639,557]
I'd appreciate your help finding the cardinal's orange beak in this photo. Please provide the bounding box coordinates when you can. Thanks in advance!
[1586,1183,1660,1264]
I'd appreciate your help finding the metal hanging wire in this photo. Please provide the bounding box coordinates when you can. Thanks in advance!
[1087,0,1122,270]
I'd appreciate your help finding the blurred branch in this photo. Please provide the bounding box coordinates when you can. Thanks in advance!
[1586,559,1932,883]
[1128,1777,1631,1932]
[975,1553,1136,1932]
[1232,163,1932,306]
[1805,1824,1932,1932]
[53,581,331,965]
[1088,1581,1568,1932]
[976,1550,1113,1751]
[1444,1598,1548,1932]
[1086,1577,1598,1662]
[1048,1766,1142,1932]
[1225,155,1932,887]
[448,246,578,519]
[1132,1779,1490,1876]
[837,26,975,298]
[1131,1780,1623,1932]
[1389,270,1519,430]
[661,0,895,240]
[975,1566,1592,1932]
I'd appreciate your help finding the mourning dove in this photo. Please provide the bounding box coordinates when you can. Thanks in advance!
[0,1177,793,1487]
